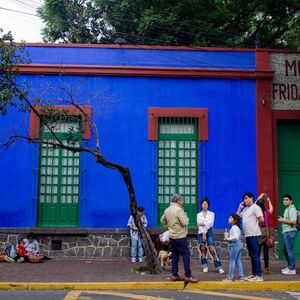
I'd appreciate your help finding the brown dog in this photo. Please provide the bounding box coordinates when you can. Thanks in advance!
[158,250,172,266]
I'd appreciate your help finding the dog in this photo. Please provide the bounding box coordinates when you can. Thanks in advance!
[157,250,172,266]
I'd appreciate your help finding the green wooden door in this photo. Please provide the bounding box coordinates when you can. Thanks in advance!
[37,118,81,227]
[157,117,198,227]
[277,120,300,260]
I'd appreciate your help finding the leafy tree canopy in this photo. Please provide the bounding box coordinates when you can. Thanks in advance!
[37,0,300,48]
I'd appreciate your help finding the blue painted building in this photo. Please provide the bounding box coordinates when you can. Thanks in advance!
[0,45,273,232]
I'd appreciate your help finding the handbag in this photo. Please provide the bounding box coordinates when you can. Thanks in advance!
[264,211,275,248]
[265,229,275,248]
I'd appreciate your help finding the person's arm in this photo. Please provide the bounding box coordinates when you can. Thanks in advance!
[256,205,264,224]
[177,209,189,226]
[278,208,297,225]
[34,240,40,254]
[266,196,274,214]
[236,201,244,216]
[143,215,148,228]
[226,226,239,241]
[197,213,205,227]
[203,211,214,229]
[160,213,167,226]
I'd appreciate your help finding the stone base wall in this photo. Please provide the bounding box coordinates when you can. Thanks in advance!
[0,228,279,259]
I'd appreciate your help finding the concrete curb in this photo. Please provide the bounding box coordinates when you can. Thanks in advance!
[0,281,300,291]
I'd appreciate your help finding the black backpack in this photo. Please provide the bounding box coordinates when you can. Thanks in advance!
[296,210,300,231]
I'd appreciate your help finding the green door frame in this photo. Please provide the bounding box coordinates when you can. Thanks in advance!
[37,117,81,227]
[157,117,198,227]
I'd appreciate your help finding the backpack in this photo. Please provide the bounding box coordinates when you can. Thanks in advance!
[5,244,17,258]
[296,210,300,231]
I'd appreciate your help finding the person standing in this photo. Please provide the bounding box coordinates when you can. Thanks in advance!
[161,193,198,283]
[256,193,274,274]
[278,194,298,275]
[127,207,148,263]
[223,213,244,282]
[237,192,264,281]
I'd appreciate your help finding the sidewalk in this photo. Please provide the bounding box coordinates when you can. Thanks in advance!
[0,258,299,290]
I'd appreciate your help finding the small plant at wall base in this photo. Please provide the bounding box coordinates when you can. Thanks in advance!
[0,30,162,274]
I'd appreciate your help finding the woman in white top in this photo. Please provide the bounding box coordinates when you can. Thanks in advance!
[197,197,224,274]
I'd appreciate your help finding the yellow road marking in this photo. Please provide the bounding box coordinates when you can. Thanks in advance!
[185,290,277,300]
[65,290,172,300]
[64,291,82,300]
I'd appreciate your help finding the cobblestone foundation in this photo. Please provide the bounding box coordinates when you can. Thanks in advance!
[0,229,279,259]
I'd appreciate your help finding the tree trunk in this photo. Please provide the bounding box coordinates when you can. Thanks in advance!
[121,168,162,274]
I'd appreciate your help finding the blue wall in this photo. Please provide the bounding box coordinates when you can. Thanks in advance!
[0,47,257,229]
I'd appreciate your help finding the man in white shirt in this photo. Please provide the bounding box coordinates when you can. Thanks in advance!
[237,192,264,282]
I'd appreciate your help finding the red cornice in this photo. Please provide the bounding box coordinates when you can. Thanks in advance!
[30,105,92,140]
[20,43,258,52]
[148,107,208,141]
[18,64,274,79]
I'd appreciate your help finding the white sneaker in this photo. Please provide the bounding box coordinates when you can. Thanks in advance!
[138,258,143,263]
[282,269,296,275]
[131,258,136,263]
[247,276,264,282]
[222,277,233,282]
[218,268,225,274]
[203,266,208,273]
[281,267,289,272]
[245,275,255,280]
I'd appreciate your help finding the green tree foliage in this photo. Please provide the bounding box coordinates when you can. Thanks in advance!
[38,0,300,48]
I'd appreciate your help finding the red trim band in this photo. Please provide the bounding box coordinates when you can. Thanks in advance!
[148,107,208,141]
[30,105,92,140]
[18,64,274,79]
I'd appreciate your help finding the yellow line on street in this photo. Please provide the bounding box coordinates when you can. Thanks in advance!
[63,291,82,300]
[185,290,276,300]
[65,290,172,300]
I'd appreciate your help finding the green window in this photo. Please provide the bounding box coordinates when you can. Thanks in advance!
[37,116,81,227]
[157,117,198,227]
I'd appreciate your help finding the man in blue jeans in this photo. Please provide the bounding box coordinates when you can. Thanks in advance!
[278,194,298,275]
[237,192,264,281]
[161,194,198,283]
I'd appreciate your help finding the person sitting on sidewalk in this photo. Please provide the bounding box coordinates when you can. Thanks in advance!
[23,233,40,256]
[127,207,148,263]
[161,193,198,283]
[197,197,225,274]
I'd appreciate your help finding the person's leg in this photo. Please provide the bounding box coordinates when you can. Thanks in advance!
[246,236,256,276]
[263,242,269,269]
[283,231,297,270]
[170,239,180,277]
[172,237,192,278]
[282,233,290,267]
[198,234,208,268]
[207,229,222,270]
[131,238,137,261]
[235,243,244,278]
[227,244,237,279]
[250,236,262,276]
[137,236,144,260]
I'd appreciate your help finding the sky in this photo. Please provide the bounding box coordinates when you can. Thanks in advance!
[0,0,44,42]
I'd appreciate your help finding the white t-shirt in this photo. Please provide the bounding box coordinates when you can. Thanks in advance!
[197,210,215,234]
[227,225,241,241]
[241,204,263,237]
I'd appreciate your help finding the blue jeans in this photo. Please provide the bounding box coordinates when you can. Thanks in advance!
[246,236,262,276]
[170,237,192,278]
[228,240,244,279]
[131,236,143,259]
[198,228,222,270]
[283,230,297,270]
